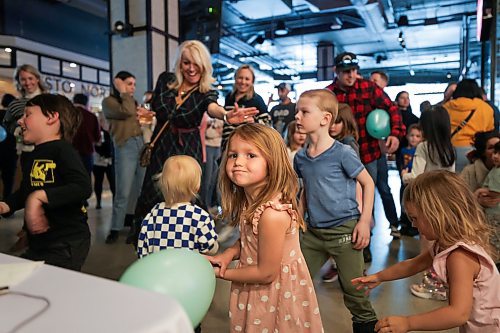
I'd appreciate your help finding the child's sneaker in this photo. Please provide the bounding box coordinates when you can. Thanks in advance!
[322,265,338,283]
[390,225,401,239]
[410,283,447,301]
[410,269,448,301]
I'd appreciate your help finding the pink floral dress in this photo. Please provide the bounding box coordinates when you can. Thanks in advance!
[228,197,324,333]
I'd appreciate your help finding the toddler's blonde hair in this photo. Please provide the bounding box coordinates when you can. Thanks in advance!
[161,155,201,207]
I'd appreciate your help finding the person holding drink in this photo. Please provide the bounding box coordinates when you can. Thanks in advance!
[133,40,258,241]
[137,99,156,144]
[102,70,148,244]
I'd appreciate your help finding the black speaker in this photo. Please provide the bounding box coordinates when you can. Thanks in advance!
[180,0,222,54]
[317,43,334,81]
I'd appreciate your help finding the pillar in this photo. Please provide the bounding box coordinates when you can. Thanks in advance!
[108,0,179,100]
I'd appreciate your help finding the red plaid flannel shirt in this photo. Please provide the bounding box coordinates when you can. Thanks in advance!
[326,79,405,164]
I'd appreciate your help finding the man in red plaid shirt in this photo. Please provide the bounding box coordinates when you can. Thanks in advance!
[326,52,405,179]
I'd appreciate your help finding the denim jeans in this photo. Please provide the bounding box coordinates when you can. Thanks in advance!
[364,159,378,182]
[201,145,221,207]
[376,155,399,226]
[111,136,146,231]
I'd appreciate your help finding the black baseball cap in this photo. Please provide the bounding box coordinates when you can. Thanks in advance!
[275,82,292,90]
[334,52,360,71]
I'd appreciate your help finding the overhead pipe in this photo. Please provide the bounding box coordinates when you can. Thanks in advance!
[377,0,396,27]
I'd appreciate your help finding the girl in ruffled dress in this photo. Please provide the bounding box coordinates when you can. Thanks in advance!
[206,123,323,333]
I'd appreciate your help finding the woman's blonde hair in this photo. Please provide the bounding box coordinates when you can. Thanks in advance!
[299,89,338,126]
[231,64,255,101]
[333,103,359,141]
[219,123,305,230]
[14,64,48,96]
[403,170,493,255]
[160,155,202,207]
[170,40,215,93]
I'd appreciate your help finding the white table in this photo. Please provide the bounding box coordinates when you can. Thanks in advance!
[0,253,193,333]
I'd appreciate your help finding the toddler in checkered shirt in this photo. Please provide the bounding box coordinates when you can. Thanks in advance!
[137,155,219,258]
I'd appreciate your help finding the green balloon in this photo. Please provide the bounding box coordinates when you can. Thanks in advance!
[120,249,216,327]
[366,109,391,139]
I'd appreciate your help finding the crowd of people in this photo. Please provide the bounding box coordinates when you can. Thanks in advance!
[0,41,499,333]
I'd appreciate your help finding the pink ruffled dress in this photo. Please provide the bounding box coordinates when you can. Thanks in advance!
[432,242,500,332]
[228,197,324,333]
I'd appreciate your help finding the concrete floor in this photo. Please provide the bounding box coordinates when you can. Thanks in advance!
[0,170,457,332]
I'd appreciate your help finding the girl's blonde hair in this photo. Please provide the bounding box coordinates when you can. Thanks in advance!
[170,40,215,93]
[333,103,359,141]
[160,155,201,207]
[403,170,492,255]
[219,123,305,230]
[299,89,338,126]
[231,64,255,101]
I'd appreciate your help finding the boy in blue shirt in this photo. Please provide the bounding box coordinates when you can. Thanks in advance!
[294,89,377,333]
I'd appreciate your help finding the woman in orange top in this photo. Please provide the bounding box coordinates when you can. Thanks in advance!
[443,79,494,172]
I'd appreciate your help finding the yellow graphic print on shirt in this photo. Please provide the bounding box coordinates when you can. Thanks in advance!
[31,160,56,187]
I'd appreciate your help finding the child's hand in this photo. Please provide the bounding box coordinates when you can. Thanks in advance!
[25,191,49,234]
[0,202,10,215]
[375,316,410,333]
[400,168,408,177]
[475,188,500,208]
[351,274,381,295]
[352,220,370,250]
[204,252,233,278]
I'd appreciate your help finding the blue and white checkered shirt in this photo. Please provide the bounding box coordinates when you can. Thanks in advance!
[137,202,218,258]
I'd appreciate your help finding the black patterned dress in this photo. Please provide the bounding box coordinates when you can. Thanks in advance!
[135,72,218,219]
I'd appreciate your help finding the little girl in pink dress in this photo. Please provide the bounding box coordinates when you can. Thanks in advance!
[207,124,323,332]
[353,170,499,333]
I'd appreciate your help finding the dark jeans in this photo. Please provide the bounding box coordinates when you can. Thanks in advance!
[80,154,94,175]
[21,237,91,271]
[376,155,399,227]
[93,164,115,205]
[200,146,221,208]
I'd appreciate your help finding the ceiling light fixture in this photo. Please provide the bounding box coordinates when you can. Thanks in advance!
[69,62,77,68]
[4,47,12,53]
[275,21,289,36]
[330,17,343,30]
